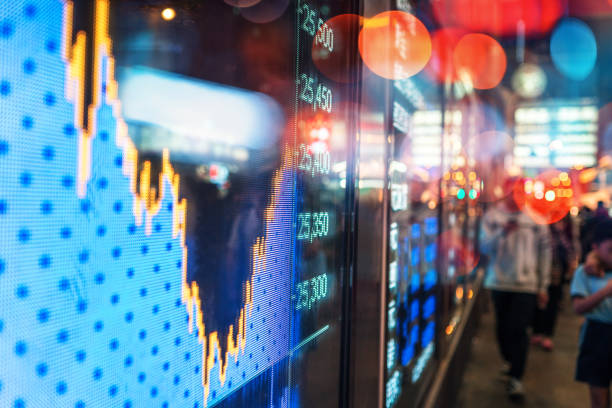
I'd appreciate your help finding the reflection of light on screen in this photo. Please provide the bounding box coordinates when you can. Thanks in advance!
[410,109,462,168]
[411,342,434,383]
[394,77,426,109]
[386,370,402,408]
[118,66,283,152]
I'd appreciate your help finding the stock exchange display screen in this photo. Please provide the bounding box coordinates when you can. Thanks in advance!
[385,34,440,405]
[0,0,354,406]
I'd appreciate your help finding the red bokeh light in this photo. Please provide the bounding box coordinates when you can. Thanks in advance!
[209,164,219,178]
[513,170,577,225]
[358,11,431,80]
[424,27,466,83]
[453,33,507,89]
[432,0,562,37]
[312,14,363,83]
[303,113,332,142]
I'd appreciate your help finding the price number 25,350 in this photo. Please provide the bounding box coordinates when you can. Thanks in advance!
[297,211,329,242]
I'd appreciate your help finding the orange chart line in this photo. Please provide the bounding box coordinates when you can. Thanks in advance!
[63,0,291,404]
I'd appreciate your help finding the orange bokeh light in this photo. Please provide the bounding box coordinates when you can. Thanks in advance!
[424,27,467,83]
[312,14,363,83]
[513,170,577,225]
[453,33,507,89]
[358,11,432,80]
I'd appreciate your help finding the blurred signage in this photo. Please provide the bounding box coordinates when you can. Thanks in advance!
[514,99,598,169]
[410,109,462,168]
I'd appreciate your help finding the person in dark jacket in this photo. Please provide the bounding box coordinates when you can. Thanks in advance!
[532,215,577,350]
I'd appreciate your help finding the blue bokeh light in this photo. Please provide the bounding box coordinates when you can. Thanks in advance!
[550,18,597,81]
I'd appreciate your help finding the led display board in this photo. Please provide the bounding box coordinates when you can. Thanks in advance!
[0,0,356,406]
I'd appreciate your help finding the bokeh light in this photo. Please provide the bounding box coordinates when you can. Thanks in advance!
[225,0,263,8]
[358,11,431,80]
[453,33,506,89]
[512,63,547,99]
[424,27,467,83]
[550,18,597,81]
[312,14,363,83]
[240,0,290,23]
[513,170,577,225]
[161,8,176,21]
[433,0,562,37]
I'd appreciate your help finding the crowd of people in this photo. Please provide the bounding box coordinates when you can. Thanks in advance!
[481,192,612,407]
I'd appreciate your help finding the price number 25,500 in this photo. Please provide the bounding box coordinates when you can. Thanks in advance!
[299,3,334,53]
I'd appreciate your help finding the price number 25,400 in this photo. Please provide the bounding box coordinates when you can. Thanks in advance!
[295,273,328,311]
[299,74,332,113]
[297,143,331,176]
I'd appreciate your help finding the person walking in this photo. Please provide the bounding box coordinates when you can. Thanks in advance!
[571,219,612,408]
[480,185,552,401]
[531,215,577,351]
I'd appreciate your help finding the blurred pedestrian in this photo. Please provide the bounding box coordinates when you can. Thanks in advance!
[571,219,612,408]
[595,200,610,219]
[531,215,577,351]
[480,182,552,401]
[580,201,610,263]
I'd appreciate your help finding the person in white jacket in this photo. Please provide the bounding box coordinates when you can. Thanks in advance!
[480,186,552,401]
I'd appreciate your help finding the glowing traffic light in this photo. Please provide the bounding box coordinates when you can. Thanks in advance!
[457,188,466,200]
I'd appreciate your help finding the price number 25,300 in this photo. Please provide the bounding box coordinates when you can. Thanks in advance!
[295,273,328,311]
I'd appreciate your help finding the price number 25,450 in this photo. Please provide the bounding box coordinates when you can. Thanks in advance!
[299,74,332,113]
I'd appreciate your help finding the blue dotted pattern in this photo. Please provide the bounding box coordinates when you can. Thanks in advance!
[0,1,292,407]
